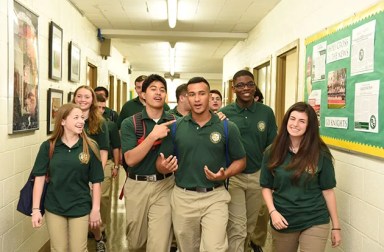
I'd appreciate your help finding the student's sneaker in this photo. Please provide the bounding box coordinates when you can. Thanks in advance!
[96,239,107,252]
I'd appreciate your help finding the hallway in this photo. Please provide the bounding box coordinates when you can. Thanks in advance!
[87,169,128,251]
[35,166,275,252]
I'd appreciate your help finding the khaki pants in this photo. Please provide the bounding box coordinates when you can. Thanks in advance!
[227,171,262,252]
[271,223,330,252]
[172,186,231,252]
[45,210,89,252]
[124,175,174,252]
[250,203,269,246]
[100,159,114,231]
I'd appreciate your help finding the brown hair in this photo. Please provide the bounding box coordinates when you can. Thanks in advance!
[73,85,105,135]
[268,102,332,183]
[49,103,101,163]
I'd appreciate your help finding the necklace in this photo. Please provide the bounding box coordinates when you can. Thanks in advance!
[290,146,299,153]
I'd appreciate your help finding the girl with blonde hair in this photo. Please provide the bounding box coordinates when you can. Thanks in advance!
[31,103,104,252]
[73,85,109,249]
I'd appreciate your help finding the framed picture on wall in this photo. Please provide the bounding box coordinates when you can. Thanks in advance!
[48,21,62,80]
[47,88,63,134]
[68,41,81,82]
[67,91,74,103]
[8,1,40,134]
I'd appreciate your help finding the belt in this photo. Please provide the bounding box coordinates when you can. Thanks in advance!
[128,173,173,182]
[178,184,223,193]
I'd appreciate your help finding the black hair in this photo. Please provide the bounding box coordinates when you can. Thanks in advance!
[233,69,254,82]
[94,86,109,98]
[96,94,106,103]
[210,89,222,100]
[176,83,188,102]
[254,86,264,103]
[141,74,167,93]
[187,77,210,89]
[135,75,148,83]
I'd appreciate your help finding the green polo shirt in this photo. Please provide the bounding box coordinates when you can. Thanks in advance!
[120,109,175,176]
[106,120,121,159]
[260,148,336,233]
[32,139,104,217]
[159,112,246,188]
[84,119,110,150]
[220,101,277,173]
[168,106,184,118]
[103,107,118,123]
[117,97,171,129]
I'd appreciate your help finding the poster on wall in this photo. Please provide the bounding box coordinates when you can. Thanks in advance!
[8,1,39,133]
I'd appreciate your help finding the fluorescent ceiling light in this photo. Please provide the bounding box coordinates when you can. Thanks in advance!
[167,0,177,29]
[169,45,175,76]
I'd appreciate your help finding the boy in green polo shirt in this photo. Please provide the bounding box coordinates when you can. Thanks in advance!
[157,76,246,252]
[120,74,176,251]
[117,75,170,129]
[220,70,277,252]
[169,83,190,117]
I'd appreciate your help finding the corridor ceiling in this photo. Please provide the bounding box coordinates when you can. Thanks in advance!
[68,0,281,75]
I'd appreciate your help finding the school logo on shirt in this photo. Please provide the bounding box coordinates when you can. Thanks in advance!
[79,152,89,164]
[210,132,222,143]
[258,121,266,132]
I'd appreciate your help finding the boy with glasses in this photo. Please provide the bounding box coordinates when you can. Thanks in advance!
[220,70,277,252]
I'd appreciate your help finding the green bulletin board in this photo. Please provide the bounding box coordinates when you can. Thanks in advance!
[305,3,384,158]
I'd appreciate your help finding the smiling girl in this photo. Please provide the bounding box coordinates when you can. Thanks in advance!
[31,103,103,251]
[260,102,341,252]
[73,85,110,249]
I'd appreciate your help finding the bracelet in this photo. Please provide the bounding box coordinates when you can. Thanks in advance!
[269,209,277,216]
[332,228,341,230]
[114,165,119,169]
[30,209,41,216]
[32,208,40,211]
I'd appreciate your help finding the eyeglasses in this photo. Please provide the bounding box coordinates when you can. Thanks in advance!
[233,82,256,89]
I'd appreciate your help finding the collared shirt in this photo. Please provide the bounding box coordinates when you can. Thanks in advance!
[117,97,171,129]
[120,109,175,176]
[106,120,121,159]
[168,105,184,118]
[84,119,110,150]
[32,139,104,217]
[159,112,246,188]
[103,107,118,123]
[220,101,277,173]
[260,149,336,232]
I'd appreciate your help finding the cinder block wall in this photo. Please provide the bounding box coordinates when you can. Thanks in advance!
[0,0,128,251]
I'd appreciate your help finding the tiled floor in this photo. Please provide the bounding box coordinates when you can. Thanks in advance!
[44,168,274,252]
[87,169,128,251]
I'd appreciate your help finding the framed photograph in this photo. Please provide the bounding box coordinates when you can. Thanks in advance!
[68,41,81,82]
[48,21,62,80]
[67,92,74,103]
[8,1,39,133]
[47,88,63,134]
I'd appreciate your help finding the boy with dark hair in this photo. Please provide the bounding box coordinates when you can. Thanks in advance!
[209,89,223,112]
[220,69,277,252]
[94,86,119,123]
[157,76,246,252]
[169,83,190,117]
[120,74,176,251]
[117,75,170,129]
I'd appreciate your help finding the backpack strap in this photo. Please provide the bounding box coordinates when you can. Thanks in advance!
[171,121,178,158]
[223,119,230,190]
[119,113,176,200]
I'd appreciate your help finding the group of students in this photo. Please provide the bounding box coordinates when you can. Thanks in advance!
[30,69,341,252]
